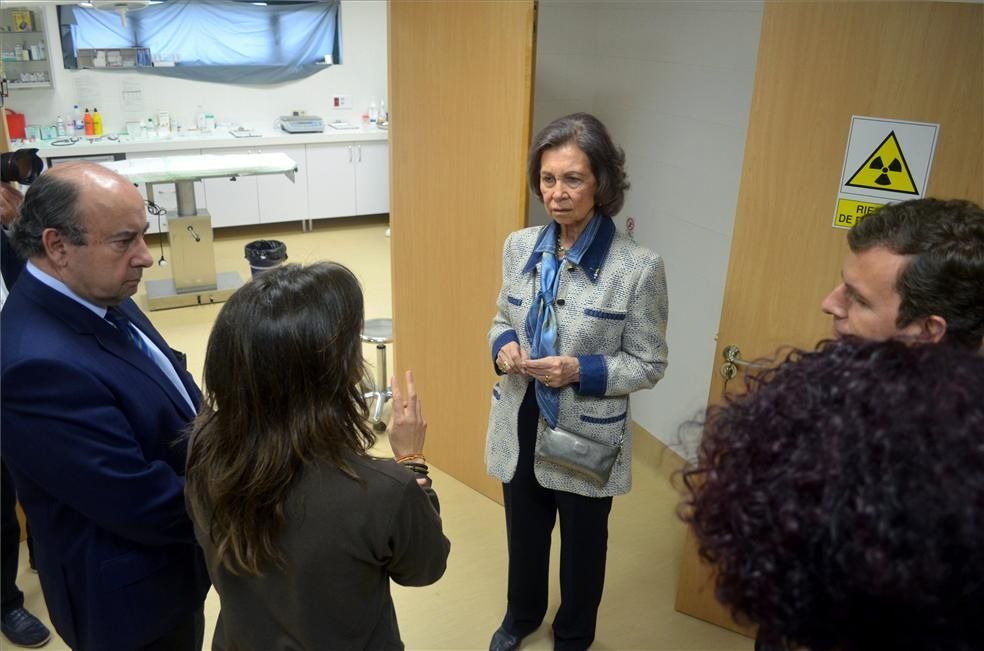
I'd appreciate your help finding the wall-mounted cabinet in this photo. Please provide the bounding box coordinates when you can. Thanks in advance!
[0,7,52,89]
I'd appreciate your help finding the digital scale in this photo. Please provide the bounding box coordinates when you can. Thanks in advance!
[280,114,325,134]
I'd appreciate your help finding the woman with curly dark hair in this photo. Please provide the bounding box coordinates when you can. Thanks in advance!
[680,338,984,651]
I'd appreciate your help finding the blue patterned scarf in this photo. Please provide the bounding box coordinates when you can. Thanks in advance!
[525,241,562,427]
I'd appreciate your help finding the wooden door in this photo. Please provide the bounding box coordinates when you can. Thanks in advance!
[388,1,537,502]
[675,0,984,635]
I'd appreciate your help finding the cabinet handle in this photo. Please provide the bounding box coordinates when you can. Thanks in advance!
[348,146,352,163]
[358,145,362,163]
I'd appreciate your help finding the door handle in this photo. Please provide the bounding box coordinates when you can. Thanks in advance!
[718,344,768,380]
[348,146,352,163]
[357,145,362,162]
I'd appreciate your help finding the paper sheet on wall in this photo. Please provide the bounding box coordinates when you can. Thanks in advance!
[74,78,100,106]
[121,80,145,112]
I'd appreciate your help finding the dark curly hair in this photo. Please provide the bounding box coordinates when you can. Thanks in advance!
[680,338,984,651]
[848,198,984,349]
[527,112,629,216]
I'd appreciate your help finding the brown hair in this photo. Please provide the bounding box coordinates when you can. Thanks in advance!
[186,262,374,575]
[527,112,629,216]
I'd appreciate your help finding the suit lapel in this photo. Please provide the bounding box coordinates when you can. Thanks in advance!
[19,273,198,420]
[118,300,201,411]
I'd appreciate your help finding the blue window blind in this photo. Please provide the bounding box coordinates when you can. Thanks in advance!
[61,0,340,84]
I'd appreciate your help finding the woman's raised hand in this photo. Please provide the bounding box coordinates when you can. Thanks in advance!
[388,370,427,459]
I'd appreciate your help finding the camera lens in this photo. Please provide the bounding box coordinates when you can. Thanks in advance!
[0,148,44,185]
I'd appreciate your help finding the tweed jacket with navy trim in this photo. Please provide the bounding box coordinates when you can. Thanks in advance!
[485,218,669,497]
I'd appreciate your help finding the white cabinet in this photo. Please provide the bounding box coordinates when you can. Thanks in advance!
[255,145,308,224]
[201,145,307,227]
[201,146,260,228]
[127,149,205,234]
[307,141,388,220]
[305,143,356,219]
[354,142,389,216]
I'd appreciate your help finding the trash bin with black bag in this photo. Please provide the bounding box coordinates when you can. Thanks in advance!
[244,240,288,278]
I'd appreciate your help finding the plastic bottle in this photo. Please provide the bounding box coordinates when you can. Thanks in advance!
[379,99,387,124]
[92,108,103,136]
[56,115,65,137]
[146,117,157,138]
[368,97,378,125]
[83,108,94,136]
[73,105,83,132]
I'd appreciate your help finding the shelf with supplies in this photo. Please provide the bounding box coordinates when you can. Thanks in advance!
[0,6,52,88]
[77,47,152,69]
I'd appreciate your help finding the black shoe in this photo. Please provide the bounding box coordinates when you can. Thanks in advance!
[490,626,521,651]
[1,607,51,648]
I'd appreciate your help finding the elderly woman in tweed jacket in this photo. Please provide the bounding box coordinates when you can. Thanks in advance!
[485,113,668,651]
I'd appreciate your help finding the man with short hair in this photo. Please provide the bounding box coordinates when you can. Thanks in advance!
[754,197,984,651]
[1,163,210,650]
[821,198,984,349]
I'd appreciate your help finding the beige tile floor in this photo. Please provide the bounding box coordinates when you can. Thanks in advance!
[10,217,752,651]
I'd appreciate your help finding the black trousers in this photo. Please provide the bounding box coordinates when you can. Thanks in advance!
[138,607,205,651]
[501,384,613,651]
[1,462,25,615]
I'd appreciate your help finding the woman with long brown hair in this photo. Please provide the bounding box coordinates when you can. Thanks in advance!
[186,262,450,650]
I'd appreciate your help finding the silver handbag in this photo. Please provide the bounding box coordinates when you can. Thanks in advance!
[536,425,623,487]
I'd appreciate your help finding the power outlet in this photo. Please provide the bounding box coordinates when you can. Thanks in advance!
[331,95,351,109]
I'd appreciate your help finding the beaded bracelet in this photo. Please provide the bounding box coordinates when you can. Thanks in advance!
[402,461,429,476]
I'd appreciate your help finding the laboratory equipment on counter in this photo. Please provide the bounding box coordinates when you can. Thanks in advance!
[101,153,299,310]
[280,114,325,133]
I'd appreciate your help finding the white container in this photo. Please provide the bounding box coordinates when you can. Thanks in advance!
[368,97,378,125]
[56,116,65,137]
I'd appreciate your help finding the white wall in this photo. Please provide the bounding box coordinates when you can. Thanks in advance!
[531,0,763,457]
[6,1,387,133]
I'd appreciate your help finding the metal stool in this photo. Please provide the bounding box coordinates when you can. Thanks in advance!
[362,318,393,432]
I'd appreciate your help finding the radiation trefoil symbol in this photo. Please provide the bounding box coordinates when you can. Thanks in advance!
[845,131,919,195]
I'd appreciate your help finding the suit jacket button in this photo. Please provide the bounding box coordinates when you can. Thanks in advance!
[556,299,566,306]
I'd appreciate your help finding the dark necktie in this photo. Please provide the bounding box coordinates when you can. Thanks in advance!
[105,306,153,360]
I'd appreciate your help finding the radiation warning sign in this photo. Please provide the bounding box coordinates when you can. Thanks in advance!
[832,116,939,230]
[845,131,918,194]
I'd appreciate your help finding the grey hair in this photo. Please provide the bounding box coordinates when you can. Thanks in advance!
[9,171,87,259]
[527,112,630,216]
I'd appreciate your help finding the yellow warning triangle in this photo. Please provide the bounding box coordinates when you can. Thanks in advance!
[845,131,919,195]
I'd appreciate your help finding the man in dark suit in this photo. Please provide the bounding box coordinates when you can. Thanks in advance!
[1,180,52,648]
[1,163,210,650]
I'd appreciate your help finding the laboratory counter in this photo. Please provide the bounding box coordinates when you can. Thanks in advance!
[31,125,388,159]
